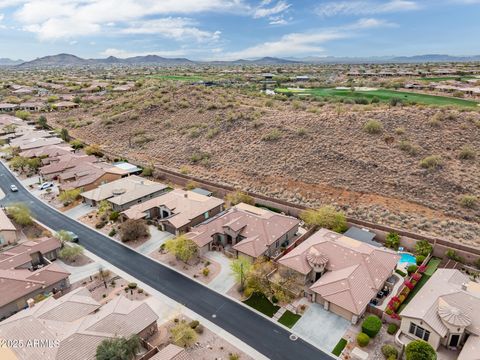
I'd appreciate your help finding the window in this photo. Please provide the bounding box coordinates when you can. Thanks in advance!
[409,322,430,341]
[204,212,209,219]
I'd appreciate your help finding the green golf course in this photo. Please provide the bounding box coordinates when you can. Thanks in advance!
[275,87,479,108]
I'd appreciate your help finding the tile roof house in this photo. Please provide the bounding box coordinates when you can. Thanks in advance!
[397,269,480,360]
[277,228,399,323]
[80,175,169,211]
[150,344,192,360]
[0,237,70,320]
[57,161,128,192]
[0,287,159,360]
[20,144,73,160]
[0,103,18,112]
[0,208,18,245]
[122,189,224,235]
[39,153,99,180]
[187,203,300,260]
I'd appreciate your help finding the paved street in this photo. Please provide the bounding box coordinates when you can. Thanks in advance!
[0,161,335,360]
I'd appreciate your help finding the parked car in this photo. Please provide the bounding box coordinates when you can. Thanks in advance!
[10,184,18,192]
[66,231,79,243]
[38,182,54,190]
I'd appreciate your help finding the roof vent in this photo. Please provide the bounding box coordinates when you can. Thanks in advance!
[112,188,126,196]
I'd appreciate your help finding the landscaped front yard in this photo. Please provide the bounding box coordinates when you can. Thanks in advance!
[242,292,279,317]
[278,310,301,328]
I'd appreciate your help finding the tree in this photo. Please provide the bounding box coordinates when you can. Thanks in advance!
[415,240,433,257]
[405,340,437,360]
[56,229,74,246]
[27,157,42,172]
[7,203,32,226]
[85,144,103,157]
[170,321,198,347]
[37,115,48,129]
[245,257,275,296]
[58,188,81,204]
[70,139,84,150]
[59,245,84,262]
[15,110,30,120]
[230,256,253,289]
[300,205,348,233]
[119,219,149,242]
[164,234,198,263]
[59,128,69,142]
[225,190,255,206]
[10,156,28,172]
[95,335,140,360]
[98,200,112,218]
[385,232,400,250]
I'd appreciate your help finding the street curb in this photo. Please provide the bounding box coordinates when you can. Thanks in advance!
[1,159,338,359]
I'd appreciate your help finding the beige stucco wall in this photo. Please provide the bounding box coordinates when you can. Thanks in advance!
[0,230,17,245]
[400,316,442,350]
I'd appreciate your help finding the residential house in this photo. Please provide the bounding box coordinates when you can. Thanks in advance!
[0,237,70,319]
[112,161,143,175]
[0,208,17,245]
[187,203,300,260]
[20,144,73,161]
[122,189,224,235]
[398,269,480,360]
[0,286,159,360]
[58,161,127,192]
[0,103,18,112]
[18,102,44,112]
[277,228,399,323]
[81,175,169,211]
[10,132,63,151]
[39,153,99,180]
[150,344,192,360]
[53,101,79,110]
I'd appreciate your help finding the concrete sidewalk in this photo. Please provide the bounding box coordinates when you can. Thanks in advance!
[204,251,236,294]
[57,260,103,283]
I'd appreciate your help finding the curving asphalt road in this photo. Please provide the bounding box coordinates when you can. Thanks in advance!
[0,161,335,360]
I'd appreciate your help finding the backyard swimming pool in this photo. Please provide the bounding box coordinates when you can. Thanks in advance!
[398,252,417,266]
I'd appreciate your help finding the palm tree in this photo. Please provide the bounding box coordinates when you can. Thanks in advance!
[95,335,140,360]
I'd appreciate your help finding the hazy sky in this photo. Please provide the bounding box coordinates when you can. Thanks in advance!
[0,0,479,60]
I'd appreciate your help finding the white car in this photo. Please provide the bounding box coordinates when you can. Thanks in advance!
[10,184,18,192]
[38,182,54,190]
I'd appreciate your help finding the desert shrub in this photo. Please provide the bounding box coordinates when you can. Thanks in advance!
[58,189,81,204]
[405,340,436,360]
[185,180,198,190]
[225,190,255,206]
[202,267,210,276]
[170,322,198,347]
[407,264,419,274]
[398,140,420,155]
[109,211,120,221]
[459,195,477,209]
[300,206,347,233]
[389,97,402,106]
[395,127,405,135]
[371,96,380,104]
[128,282,137,289]
[59,245,84,262]
[415,240,433,256]
[15,110,30,120]
[7,203,32,226]
[387,323,398,335]
[262,128,282,141]
[243,287,254,298]
[445,249,464,263]
[356,333,370,347]
[229,354,240,360]
[206,127,220,139]
[95,221,107,229]
[385,232,400,250]
[119,219,149,242]
[189,320,200,329]
[363,120,383,134]
[189,151,210,165]
[458,145,476,160]
[419,155,442,169]
[296,128,307,136]
[108,228,117,237]
[382,344,398,359]
[361,315,382,338]
[355,98,369,105]
[85,144,103,157]
[164,235,198,262]
[142,167,153,176]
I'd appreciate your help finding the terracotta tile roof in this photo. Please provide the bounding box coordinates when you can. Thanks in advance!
[0,287,159,360]
[20,144,73,159]
[122,189,224,228]
[0,237,61,270]
[80,175,168,205]
[59,162,126,190]
[187,203,300,258]
[401,269,480,338]
[40,154,98,175]
[150,344,192,360]
[278,228,399,316]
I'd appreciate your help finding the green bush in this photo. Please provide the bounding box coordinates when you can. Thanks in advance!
[405,340,436,360]
[395,269,407,277]
[419,155,442,169]
[382,344,398,359]
[387,323,398,335]
[362,315,382,338]
[385,232,400,250]
[128,282,137,289]
[459,195,477,209]
[415,240,433,257]
[416,255,426,265]
[189,320,200,329]
[407,264,419,274]
[109,211,120,221]
[356,332,370,347]
[108,229,117,237]
[363,119,383,134]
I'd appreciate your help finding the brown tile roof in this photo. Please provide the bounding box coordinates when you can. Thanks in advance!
[20,144,73,159]
[0,237,61,270]
[40,154,98,175]
[278,228,399,316]
[0,287,159,360]
[187,203,300,258]
[59,162,126,190]
[150,344,192,360]
[122,189,224,228]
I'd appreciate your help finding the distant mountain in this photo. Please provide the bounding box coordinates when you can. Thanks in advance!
[0,58,24,66]
[15,53,480,68]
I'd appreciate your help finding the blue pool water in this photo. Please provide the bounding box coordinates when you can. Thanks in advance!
[398,253,416,265]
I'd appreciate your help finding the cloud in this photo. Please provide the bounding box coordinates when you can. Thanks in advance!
[253,0,290,18]
[316,0,419,17]
[121,18,221,42]
[221,17,392,59]
[14,0,242,40]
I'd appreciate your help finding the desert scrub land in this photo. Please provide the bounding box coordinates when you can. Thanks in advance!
[48,80,480,245]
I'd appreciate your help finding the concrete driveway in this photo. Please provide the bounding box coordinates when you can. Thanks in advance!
[204,251,236,294]
[57,260,103,283]
[292,302,350,353]
[137,226,173,255]
[64,203,94,220]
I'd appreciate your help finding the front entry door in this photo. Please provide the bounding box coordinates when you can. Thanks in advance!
[449,334,460,347]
